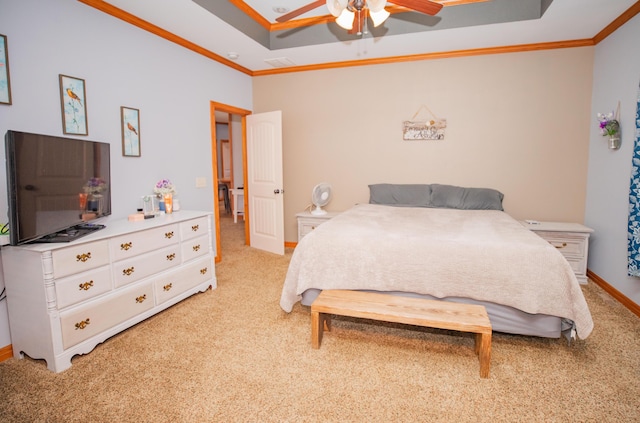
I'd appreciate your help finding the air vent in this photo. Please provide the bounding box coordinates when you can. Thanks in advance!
[264,57,296,68]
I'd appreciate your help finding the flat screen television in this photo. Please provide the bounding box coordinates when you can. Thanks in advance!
[5,130,111,245]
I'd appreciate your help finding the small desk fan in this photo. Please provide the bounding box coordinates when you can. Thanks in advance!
[311,183,332,215]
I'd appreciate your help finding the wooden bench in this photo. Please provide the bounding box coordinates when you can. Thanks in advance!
[310,290,492,378]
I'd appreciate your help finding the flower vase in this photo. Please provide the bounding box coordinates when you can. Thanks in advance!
[609,134,621,150]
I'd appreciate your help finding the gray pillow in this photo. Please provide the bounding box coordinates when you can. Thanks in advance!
[368,184,432,207]
[430,184,504,210]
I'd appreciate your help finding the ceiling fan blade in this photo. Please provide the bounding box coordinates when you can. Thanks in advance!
[390,0,444,16]
[275,0,326,23]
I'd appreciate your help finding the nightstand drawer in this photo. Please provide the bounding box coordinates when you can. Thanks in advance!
[521,221,593,285]
[535,232,586,257]
[296,211,341,242]
[299,220,325,238]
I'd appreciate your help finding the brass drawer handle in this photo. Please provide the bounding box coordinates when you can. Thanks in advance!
[163,283,173,291]
[193,244,201,252]
[122,266,135,276]
[200,267,208,275]
[76,252,92,262]
[551,242,567,249]
[191,224,199,232]
[120,242,133,251]
[135,294,147,303]
[165,231,174,239]
[79,281,94,291]
[166,253,176,261]
[75,318,90,330]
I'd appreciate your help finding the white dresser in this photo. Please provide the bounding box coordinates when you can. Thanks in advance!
[521,221,593,285]
[296,211,341,242]
[1,211,216,372]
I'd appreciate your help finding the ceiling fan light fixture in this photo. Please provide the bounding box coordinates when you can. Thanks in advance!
[367,0,386,13]
[369,8,390,27]
[336,8,355,30]
[326,0,347,17]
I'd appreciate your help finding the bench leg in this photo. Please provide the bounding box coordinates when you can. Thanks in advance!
[312,311,331,349]
[475,332,492,378]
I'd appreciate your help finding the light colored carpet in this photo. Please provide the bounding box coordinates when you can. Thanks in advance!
[1,213,639,422]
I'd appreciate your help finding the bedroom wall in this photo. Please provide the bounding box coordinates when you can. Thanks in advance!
[585,13,640,307]
[0,0,252,349]
[253,47,594,242]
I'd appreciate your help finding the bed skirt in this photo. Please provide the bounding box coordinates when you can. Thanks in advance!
[300,288,575,340]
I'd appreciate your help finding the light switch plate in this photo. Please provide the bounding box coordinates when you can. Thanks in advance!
[195,177,207,188]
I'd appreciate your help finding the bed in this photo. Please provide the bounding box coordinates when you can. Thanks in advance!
[280,183,594,340]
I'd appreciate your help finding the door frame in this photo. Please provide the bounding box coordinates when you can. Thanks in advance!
[210,101,251,263]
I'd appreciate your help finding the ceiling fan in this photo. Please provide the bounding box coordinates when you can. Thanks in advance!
[276,0,444,35]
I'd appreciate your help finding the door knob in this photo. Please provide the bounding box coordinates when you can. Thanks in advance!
[274,189,280,194]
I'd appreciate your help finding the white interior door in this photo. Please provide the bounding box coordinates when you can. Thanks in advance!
[246,111,284,255]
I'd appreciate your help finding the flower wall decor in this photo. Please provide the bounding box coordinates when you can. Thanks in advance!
[597,104,621,150]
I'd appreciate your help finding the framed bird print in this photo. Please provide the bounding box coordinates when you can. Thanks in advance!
[1,34,12,105]
[59,74,88,135]
[121,106,141,157]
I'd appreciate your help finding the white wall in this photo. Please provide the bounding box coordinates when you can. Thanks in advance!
[0,0,252,349]
[585,14,640,307]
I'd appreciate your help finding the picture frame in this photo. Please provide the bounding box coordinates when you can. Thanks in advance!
[59,74,88,135]
[0,34,12,105]
[121,106,141,157]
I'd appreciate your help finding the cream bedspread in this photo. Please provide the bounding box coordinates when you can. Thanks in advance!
[280,204,594,339]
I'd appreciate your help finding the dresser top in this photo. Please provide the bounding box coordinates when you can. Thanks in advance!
[7,210,212,252]
[520,220,594,233]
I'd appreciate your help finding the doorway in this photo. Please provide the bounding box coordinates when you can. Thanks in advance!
[210,101,251,263]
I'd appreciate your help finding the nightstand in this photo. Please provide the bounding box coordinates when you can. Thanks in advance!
[521,221,594,285]
[296,211,341,242]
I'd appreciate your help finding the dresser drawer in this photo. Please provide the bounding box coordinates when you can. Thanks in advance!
[180,216,209,241]
[181,234,210,262]
[154,256,213,304]
[113,245,181,288]
[535,231,586,258]
[110,224,180,261]
[59,282,154,350]
[51,240,111,279]
[55,266,112,309]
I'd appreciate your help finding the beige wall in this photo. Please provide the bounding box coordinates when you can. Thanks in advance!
[253,47,594,242]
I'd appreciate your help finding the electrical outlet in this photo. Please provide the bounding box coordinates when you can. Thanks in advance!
[195,177,207,188]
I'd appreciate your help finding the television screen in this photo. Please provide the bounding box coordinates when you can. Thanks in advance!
[5,130,111,245]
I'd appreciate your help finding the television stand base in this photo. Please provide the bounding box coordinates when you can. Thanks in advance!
[33,224,106,244]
